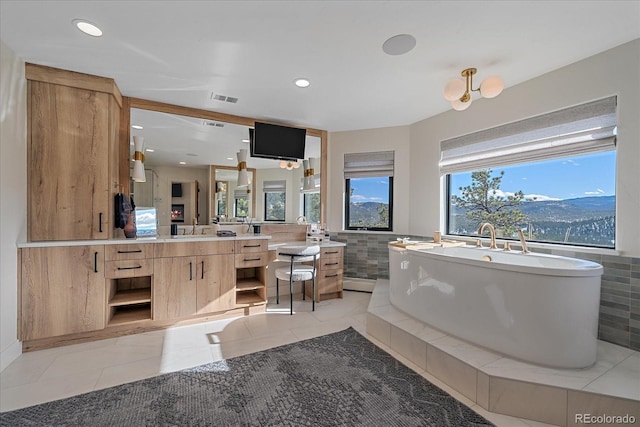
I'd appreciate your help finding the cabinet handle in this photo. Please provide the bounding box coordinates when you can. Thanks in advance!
[244,257,261,262]
[325,274,339,278]
[201,261,204,279]
[117,265,142,270]
[99,213,103,233]
[243,244,261,248]
[325,250,339,254]
[117,249,142,254]
[189,262,193,281]
[94,252,98,273]
[325,262,340,266]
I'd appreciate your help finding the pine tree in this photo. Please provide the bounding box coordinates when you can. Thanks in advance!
[451,169,528,236]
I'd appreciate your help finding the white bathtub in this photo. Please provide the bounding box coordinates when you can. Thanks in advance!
[388,244,603,368]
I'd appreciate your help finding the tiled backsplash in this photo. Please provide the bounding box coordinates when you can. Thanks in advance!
[331,232,640,351]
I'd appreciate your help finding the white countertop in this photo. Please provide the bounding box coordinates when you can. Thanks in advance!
[267,241,345,251]
[17,234,271,248]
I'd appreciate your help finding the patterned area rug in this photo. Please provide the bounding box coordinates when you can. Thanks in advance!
[0,327,494,426]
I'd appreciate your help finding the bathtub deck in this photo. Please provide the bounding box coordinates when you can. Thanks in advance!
[367,280,639,427]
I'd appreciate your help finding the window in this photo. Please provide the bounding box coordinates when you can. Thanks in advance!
[344,151,394,231]
[443,96,617,248]
[303,192,320,223]
[263,180,286,221]
[234,189,248,218]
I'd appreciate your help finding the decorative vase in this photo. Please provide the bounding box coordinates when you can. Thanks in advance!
[124,213,137,238]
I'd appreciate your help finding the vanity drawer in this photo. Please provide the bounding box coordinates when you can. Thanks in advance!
[319,257,343,271]
[320,247,343,260]
[318,270,343,293]
[235,239,267,254]
[235,252,269,268]
[154,241,235,258]
[105,259,154,279]
[106,244,153,261]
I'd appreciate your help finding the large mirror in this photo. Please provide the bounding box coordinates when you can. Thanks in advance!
[127,102,324,229]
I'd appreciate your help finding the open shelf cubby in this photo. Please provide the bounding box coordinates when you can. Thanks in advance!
[107,276,153,325]
[235,267,267,307]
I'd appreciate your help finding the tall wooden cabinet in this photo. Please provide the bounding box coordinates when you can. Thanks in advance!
[26,64,123,241]
[20,246,106,341]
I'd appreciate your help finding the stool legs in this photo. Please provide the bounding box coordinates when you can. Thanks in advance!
[289,260,294,315]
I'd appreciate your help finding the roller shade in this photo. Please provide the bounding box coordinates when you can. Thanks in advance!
[344,151,394,178]
[263,180,286,193]
[234,189,248,199]
[440,96,617,174]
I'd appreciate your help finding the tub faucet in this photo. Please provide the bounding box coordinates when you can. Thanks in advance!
[517,229,530,254]
[478,223,498,249]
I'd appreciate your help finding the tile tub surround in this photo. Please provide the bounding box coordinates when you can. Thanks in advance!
[367,281,640,427]
[332,232,640,351]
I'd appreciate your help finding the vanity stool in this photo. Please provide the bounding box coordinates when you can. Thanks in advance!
[275,245,320,315]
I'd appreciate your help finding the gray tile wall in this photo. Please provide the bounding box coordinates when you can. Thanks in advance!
[331,232,640,351]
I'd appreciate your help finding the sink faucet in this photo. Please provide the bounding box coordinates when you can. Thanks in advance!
[478,223,498,249]
[517,229,530,253]
[191,218,198,235]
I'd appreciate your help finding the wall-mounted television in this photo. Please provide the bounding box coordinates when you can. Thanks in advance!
[250,122,306,161]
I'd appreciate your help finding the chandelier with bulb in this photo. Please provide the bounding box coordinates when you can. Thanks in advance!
[443,68,504,111]
[279,160,300,170]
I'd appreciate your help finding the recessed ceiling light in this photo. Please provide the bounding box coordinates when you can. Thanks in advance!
[242,139,250,143]
[72,19,103,37]
[179,162,186,165]
[294,78,310,88]
[145,149,154,153]
[382,34,416,55]
[131,124,143,130]
[226,157,234,161]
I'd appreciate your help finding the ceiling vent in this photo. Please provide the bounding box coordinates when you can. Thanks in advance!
[211,93,238,103]
[203,120,225,127]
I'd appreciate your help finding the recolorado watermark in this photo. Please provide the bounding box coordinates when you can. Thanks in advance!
[575,413,636,424]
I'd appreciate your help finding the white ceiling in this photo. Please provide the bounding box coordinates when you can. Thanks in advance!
[2,1,639,159]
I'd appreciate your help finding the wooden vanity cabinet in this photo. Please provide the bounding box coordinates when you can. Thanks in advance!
[153,241,235,319]
[20,245,106,341]
[234,239,269,307]
[307,246,344,302]
[26,64,123,241]
[105,244,154,326]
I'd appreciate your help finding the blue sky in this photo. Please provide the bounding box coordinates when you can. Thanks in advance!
[349,178,390,203]
[350,151,616,203]
[451,151,616,201]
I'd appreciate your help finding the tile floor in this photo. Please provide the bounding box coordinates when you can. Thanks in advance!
[2,289,560,426]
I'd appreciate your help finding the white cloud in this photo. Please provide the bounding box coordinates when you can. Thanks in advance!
[562,159,580,166]
[491,189,560,201]
[585,189,605,195]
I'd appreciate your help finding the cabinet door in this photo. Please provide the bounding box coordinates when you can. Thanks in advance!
[21,246,105,341]
[153,257,197,320]
[28,81,110,241]
[196,254,235,314]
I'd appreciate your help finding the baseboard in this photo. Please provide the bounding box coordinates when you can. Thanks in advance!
[0,339,22,372]
[343,277,376,293]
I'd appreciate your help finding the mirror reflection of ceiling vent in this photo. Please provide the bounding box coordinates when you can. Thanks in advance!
[210,93,239,103]
[203,120,225,127]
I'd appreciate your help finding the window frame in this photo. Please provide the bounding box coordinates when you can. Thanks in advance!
[444,151,616,249]
[344,176,394,232]
[263,191,286,222]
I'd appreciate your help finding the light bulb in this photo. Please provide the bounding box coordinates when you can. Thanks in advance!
[480,76,504,98]
[451,98,472,111]
[443,78,466,102]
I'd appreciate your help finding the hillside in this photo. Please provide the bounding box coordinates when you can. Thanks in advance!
[449,195,615,246]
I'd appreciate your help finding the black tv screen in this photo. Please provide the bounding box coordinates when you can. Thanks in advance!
[251,122,306,161]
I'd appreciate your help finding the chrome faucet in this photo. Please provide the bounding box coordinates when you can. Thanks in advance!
[478,223,498,249]
[517,229,530,254]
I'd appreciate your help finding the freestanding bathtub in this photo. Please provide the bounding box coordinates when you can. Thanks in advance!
[388,243,603,368]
